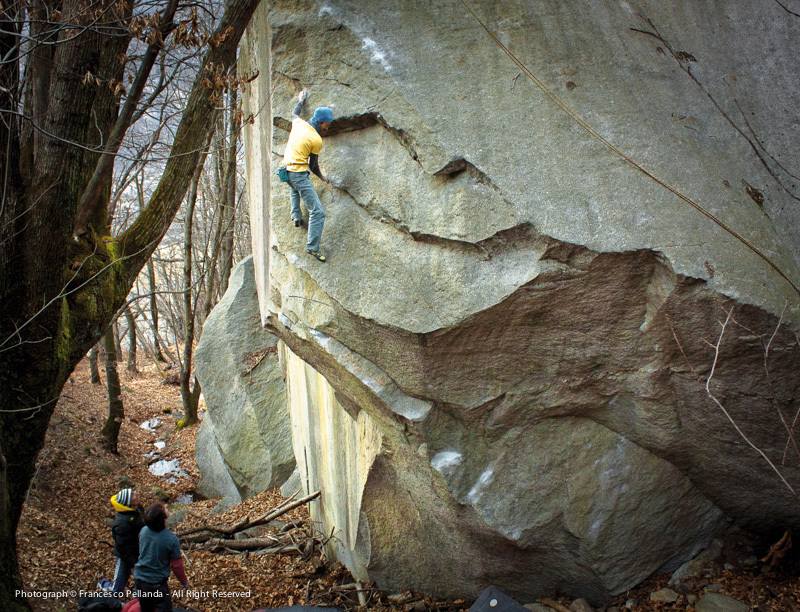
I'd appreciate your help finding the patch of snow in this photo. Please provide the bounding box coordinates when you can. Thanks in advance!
[149,458,189,480]
[139,417,160,432]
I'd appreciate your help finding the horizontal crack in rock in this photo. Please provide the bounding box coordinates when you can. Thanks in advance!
[274,112,380,136]
[274,111,422,164]
[434,157,495,188]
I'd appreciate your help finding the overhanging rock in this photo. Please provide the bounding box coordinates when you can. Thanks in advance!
[240,0,800,605]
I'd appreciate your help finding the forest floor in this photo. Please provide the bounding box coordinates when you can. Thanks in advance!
[17,358,800,612]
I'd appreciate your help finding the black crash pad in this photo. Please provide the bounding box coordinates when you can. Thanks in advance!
[77,594,124,612]
[252,607,344,612]
[467,587,528,612]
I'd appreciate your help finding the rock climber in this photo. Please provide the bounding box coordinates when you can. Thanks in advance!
[281,89,333,263]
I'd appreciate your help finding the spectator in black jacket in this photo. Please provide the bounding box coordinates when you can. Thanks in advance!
[110,488,145,594]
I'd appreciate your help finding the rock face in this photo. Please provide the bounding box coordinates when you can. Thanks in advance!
[239,0,800,605]
[194,257,295,503]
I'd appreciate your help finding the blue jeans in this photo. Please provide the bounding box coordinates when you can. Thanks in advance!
[112,556,131,594]
[287,170,325,252]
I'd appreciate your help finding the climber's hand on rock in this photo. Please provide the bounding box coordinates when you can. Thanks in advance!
[326,175,344,189]
[298,89,308,103]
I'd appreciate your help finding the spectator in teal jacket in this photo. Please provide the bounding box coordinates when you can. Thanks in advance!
[134,502,189,612]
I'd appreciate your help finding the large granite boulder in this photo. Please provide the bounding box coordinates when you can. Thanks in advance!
[239,0,800,605]
[194,257,295,502]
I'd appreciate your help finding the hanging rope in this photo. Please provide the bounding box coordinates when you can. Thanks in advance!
[460,0,800,300]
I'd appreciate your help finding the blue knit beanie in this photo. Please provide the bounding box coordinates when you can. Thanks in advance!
[312,107,333,123]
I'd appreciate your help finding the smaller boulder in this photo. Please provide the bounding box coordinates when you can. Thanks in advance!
[570,599,594,612]
[669,539,723,585]
[649,588,679,603]
[150,486,170,502]
[194,256,295,500]
[166,508,189,530]
[694,593,749,612]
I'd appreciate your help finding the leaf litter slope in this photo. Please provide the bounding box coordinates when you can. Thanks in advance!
[16,360,800,612]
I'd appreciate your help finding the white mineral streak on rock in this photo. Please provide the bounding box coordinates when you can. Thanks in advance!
[361,37,392,71]
[308,328,432,422]
[466,467,495,505]
[280,342,382,581]
[430,450,463,475]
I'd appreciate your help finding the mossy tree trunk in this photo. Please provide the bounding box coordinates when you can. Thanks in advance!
[0,0,262,607]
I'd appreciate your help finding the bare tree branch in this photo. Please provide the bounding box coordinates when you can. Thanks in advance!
[705,307,797,496]
[74,0,181,237]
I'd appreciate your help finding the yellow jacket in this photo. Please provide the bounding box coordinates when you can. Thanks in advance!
[283,118,323,172]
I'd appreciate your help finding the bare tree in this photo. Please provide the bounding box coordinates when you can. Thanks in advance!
[178,158,207,426]
[101,324,125,453]
[89,345,102,384]
[124,305,139,373]
[217,78,240,296]
[148,256,168,362]
[0,0,263,608]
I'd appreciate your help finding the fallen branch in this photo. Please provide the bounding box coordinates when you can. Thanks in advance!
[178,490,319,543]
[252,545,303,557]
[206,537,304,554]
[537,599,571,612]
[330,583,362,591]
[356,582,368,607]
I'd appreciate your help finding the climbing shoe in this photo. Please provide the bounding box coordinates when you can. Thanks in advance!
[306,250,326,262]
[293,218,304,227]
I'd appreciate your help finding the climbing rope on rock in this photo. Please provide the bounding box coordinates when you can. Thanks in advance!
[460,0,800,301]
